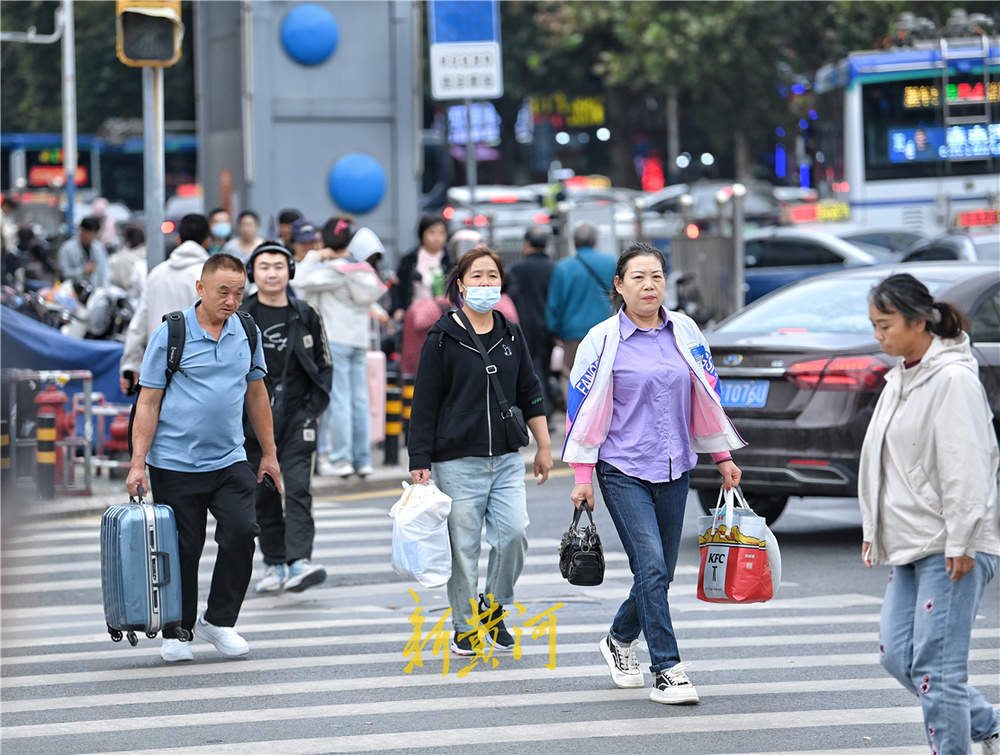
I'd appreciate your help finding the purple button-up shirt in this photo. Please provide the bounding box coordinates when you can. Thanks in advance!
[597,308,697,483]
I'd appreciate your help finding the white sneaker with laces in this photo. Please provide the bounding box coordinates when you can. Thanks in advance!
[255,563,287,593]
[283,558,327,593]
[325,460,354,477]
[599,634,644,688]
[160,638,194,662]
[356,464,375,477]
[196,615,249,657]
[649,662,700,704]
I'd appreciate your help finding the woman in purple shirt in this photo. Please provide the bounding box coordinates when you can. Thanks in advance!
[568,244,742,705]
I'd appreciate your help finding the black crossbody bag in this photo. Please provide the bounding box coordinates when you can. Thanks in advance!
[453,308,531,449]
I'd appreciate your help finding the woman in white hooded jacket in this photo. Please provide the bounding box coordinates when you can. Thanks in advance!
[859,273,1000,755]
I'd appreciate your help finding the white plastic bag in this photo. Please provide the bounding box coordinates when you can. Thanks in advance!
[389,481,452,588]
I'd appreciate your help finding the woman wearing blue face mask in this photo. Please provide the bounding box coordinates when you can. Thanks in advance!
[408,245,553,656]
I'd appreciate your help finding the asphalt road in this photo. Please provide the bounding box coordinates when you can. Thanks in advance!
[2,468,998,754]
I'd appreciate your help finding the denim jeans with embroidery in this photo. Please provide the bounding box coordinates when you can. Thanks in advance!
[880,552,1000,755]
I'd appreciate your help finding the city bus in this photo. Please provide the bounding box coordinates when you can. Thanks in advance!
[813,30,998,233]
[1,132,197,218]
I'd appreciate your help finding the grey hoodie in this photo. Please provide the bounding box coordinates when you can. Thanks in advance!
[120,241,208,375]
[858,333,1000,565]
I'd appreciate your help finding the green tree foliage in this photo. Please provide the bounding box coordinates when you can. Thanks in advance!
[1,0,194,135]
[509,0,991,180]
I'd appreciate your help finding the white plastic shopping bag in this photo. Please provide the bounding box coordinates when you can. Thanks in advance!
[389,481,452,588]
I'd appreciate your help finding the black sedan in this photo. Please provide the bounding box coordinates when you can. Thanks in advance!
[690,262,1000,524]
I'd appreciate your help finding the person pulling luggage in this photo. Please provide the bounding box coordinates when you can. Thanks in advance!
[127,253,280,663]
[241,242,333,593]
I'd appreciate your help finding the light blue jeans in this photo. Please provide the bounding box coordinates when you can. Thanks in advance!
[880,552,1000,755]
[433,453,528,634]
[321,343,371,469]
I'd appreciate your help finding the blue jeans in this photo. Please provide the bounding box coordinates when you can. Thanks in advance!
[321,343,371,468]
[433,453,528,634]
[596,461,688,674]
[880,552,1000,755]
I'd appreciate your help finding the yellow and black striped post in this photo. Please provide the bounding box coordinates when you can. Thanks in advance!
[384,363,402,467]
[401,373,415,441]
[36,413,56,499]
[1,419,10,490]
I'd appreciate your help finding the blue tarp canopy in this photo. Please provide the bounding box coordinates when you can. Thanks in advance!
[1,306,128,404]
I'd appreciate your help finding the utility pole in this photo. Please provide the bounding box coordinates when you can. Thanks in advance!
[61,0,77,231]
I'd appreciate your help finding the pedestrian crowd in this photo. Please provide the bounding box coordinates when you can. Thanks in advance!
[11,195,995,752]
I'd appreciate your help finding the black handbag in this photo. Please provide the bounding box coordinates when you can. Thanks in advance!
[559,505,605,586]
[453,308,530,449]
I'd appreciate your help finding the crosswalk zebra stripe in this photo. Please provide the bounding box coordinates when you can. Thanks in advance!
[4,667,994,717]
[0,564,645,594]
[0,610,889,647]
[9,681,994,740]
[3,627,995,667]
[3,647,995,690]
[83,706,928,754]
[0,548,633,578]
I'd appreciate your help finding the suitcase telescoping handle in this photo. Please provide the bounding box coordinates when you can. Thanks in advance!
[129,484,146,505]
[150,551,171,587]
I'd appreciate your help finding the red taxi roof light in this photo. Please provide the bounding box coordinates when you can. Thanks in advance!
[532,212,550,224]
[785,355,888,392]
[489,196,519,204]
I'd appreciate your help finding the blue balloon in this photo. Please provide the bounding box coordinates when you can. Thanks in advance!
[281,4,339,66]
[328,154,387,214]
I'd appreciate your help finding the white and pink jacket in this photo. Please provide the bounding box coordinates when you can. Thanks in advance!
[562,310,746,483]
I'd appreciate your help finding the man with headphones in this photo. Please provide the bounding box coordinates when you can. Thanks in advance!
[242,242,333,593]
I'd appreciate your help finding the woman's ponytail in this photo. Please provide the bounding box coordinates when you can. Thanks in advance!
[929,301,968,339]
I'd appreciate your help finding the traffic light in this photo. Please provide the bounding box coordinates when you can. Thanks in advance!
[115,0,183,67]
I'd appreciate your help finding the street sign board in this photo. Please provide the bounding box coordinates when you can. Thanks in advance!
[428,0,503,100]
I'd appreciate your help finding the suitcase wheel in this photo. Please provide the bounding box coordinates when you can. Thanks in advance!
[126,631,138,647]
[176,628,193,641]
[109,629,123,643]
[145,631,158,639]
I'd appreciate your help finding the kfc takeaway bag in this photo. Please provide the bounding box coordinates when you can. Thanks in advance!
[697,487,779,603]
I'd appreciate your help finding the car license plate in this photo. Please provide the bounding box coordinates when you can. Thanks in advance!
[719,379,770,408]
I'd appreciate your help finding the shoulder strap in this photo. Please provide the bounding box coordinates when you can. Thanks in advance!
[235,310,258,372]
[453,308,515,418]
[163,311,186,388]
[576,254,610,296]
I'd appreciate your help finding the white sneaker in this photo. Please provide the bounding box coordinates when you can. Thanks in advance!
[981,731,1000,755]
[649,662,700,704]
[356,464,375,477]
[160,638,194,662]
[283,558,327,593]
[196,615,249,657]
[255,563,287,593]
[320,460,354,477]
[599,634,644,688]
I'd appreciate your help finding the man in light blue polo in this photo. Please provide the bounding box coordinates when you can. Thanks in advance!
[127,253,281,663]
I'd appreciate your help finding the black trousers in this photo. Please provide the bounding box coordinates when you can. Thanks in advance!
[148,462,258,634]
[245,415,317,565]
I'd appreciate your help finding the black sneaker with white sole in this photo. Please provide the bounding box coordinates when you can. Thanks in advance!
[599,634,644,688]
[478,593,515,650]
[450,630,477,656]
[649,662,700,704]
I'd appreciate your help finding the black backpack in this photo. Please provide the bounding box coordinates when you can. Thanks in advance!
[127,310,258,453]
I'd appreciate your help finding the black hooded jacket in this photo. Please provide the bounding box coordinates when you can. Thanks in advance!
[408,308,545,470]
[240,293,332,439]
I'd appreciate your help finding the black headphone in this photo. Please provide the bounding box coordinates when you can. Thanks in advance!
[246,242,296,283]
